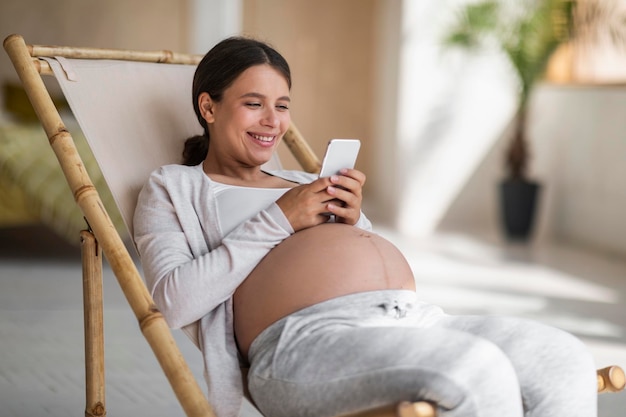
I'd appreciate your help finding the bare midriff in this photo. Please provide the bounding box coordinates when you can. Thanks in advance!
[233,222,416,361]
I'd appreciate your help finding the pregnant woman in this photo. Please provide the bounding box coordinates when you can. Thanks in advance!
[133,36,597,417]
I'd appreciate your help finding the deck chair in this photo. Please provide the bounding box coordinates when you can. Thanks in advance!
[4,34,624,417]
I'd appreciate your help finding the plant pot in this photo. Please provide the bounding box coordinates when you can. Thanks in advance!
[499,178,541,241]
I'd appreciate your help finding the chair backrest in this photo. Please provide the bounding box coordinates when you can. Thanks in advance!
[45,56,282,238]
[3,36,316,417]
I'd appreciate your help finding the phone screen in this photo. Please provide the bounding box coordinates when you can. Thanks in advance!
[319,139,361,178]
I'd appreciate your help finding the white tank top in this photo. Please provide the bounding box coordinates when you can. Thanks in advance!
[213,182,291,235]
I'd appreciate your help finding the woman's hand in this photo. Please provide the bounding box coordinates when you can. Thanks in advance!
[325,168,366,225]
[276,168,366,231]
[275,177,333,232]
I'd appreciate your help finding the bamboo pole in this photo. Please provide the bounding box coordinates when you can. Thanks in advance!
[28,42,202,65]
[30,58,52,75]
[598,365,626,393]
[399,402,437,417]
[81,230,106,417]
[3,34,215,417]
[336,401,436,417]
[283,123,321,174]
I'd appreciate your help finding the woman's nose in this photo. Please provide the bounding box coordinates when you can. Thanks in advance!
[262,108,279,127]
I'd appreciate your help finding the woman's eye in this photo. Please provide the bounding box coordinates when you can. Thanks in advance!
[246,102,262,108]
[276,104,290,111]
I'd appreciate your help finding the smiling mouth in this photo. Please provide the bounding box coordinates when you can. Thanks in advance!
[250,133,275,143]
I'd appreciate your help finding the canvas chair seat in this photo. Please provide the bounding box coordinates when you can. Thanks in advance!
[41,56,284,239]
[4,34,624,417]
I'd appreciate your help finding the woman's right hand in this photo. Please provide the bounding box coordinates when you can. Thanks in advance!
[275,177,336,232]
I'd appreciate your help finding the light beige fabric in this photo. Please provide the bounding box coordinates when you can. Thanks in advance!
[44,57,282,238]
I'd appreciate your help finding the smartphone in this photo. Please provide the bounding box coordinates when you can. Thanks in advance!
[318,139,361,178]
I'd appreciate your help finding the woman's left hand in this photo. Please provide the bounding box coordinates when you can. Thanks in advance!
[324,168,366,225]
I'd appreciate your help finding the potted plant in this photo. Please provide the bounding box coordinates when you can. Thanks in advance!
[444,0,626,241]
[443,0,576,241]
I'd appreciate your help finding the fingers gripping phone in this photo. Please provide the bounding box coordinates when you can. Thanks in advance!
[318,139,360,218]
[318,139,361,178]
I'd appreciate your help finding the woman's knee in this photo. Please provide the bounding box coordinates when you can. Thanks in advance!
[508,319,596,377]
[435,335,523,415]
[535,324,597,390]
[451,316,598,415]
[444,315,595,373]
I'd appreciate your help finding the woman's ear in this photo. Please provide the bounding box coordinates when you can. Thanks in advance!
[198,92,215,124]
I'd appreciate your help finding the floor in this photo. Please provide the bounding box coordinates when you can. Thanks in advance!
[1,224,625,416]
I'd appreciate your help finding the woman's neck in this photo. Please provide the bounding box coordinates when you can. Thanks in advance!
[203,158,280,188]
[203,155,259,176]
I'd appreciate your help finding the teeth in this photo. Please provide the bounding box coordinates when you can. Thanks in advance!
[251,134,274,142]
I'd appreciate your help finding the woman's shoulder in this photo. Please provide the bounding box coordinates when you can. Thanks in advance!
[141,164,206,197]
[145,163,204,184]
[151,163,203,176]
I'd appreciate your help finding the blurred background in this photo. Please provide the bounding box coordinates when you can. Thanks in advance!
[1,0,626,416]
[2,0,626,248]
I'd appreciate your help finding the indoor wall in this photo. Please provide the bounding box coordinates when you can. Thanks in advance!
[0,0,192,110]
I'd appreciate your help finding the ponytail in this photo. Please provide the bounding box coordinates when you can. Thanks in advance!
[182,134,209,166]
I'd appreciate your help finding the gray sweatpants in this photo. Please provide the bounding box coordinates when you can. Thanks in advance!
[247,290,597,417]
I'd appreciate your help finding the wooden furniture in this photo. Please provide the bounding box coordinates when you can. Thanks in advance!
[4,34,624,417]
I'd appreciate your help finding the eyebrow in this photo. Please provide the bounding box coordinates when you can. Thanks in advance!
[240,92,291,102]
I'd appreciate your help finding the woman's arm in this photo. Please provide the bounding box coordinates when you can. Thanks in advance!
[133,168,292,329]
[134,167,373,329]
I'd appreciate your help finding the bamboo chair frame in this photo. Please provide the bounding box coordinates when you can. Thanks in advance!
[3,34,624,417]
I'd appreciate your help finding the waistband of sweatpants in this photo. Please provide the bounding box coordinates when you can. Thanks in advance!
[247,289,419,362]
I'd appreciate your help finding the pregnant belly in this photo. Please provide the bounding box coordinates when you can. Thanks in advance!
[233,222,416,360]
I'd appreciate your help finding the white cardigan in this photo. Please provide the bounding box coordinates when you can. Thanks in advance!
[133,163,372,417]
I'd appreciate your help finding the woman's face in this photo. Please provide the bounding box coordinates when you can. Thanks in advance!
[201,64,291,169]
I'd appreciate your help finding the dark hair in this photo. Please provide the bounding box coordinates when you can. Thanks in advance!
[182,36,292,166]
